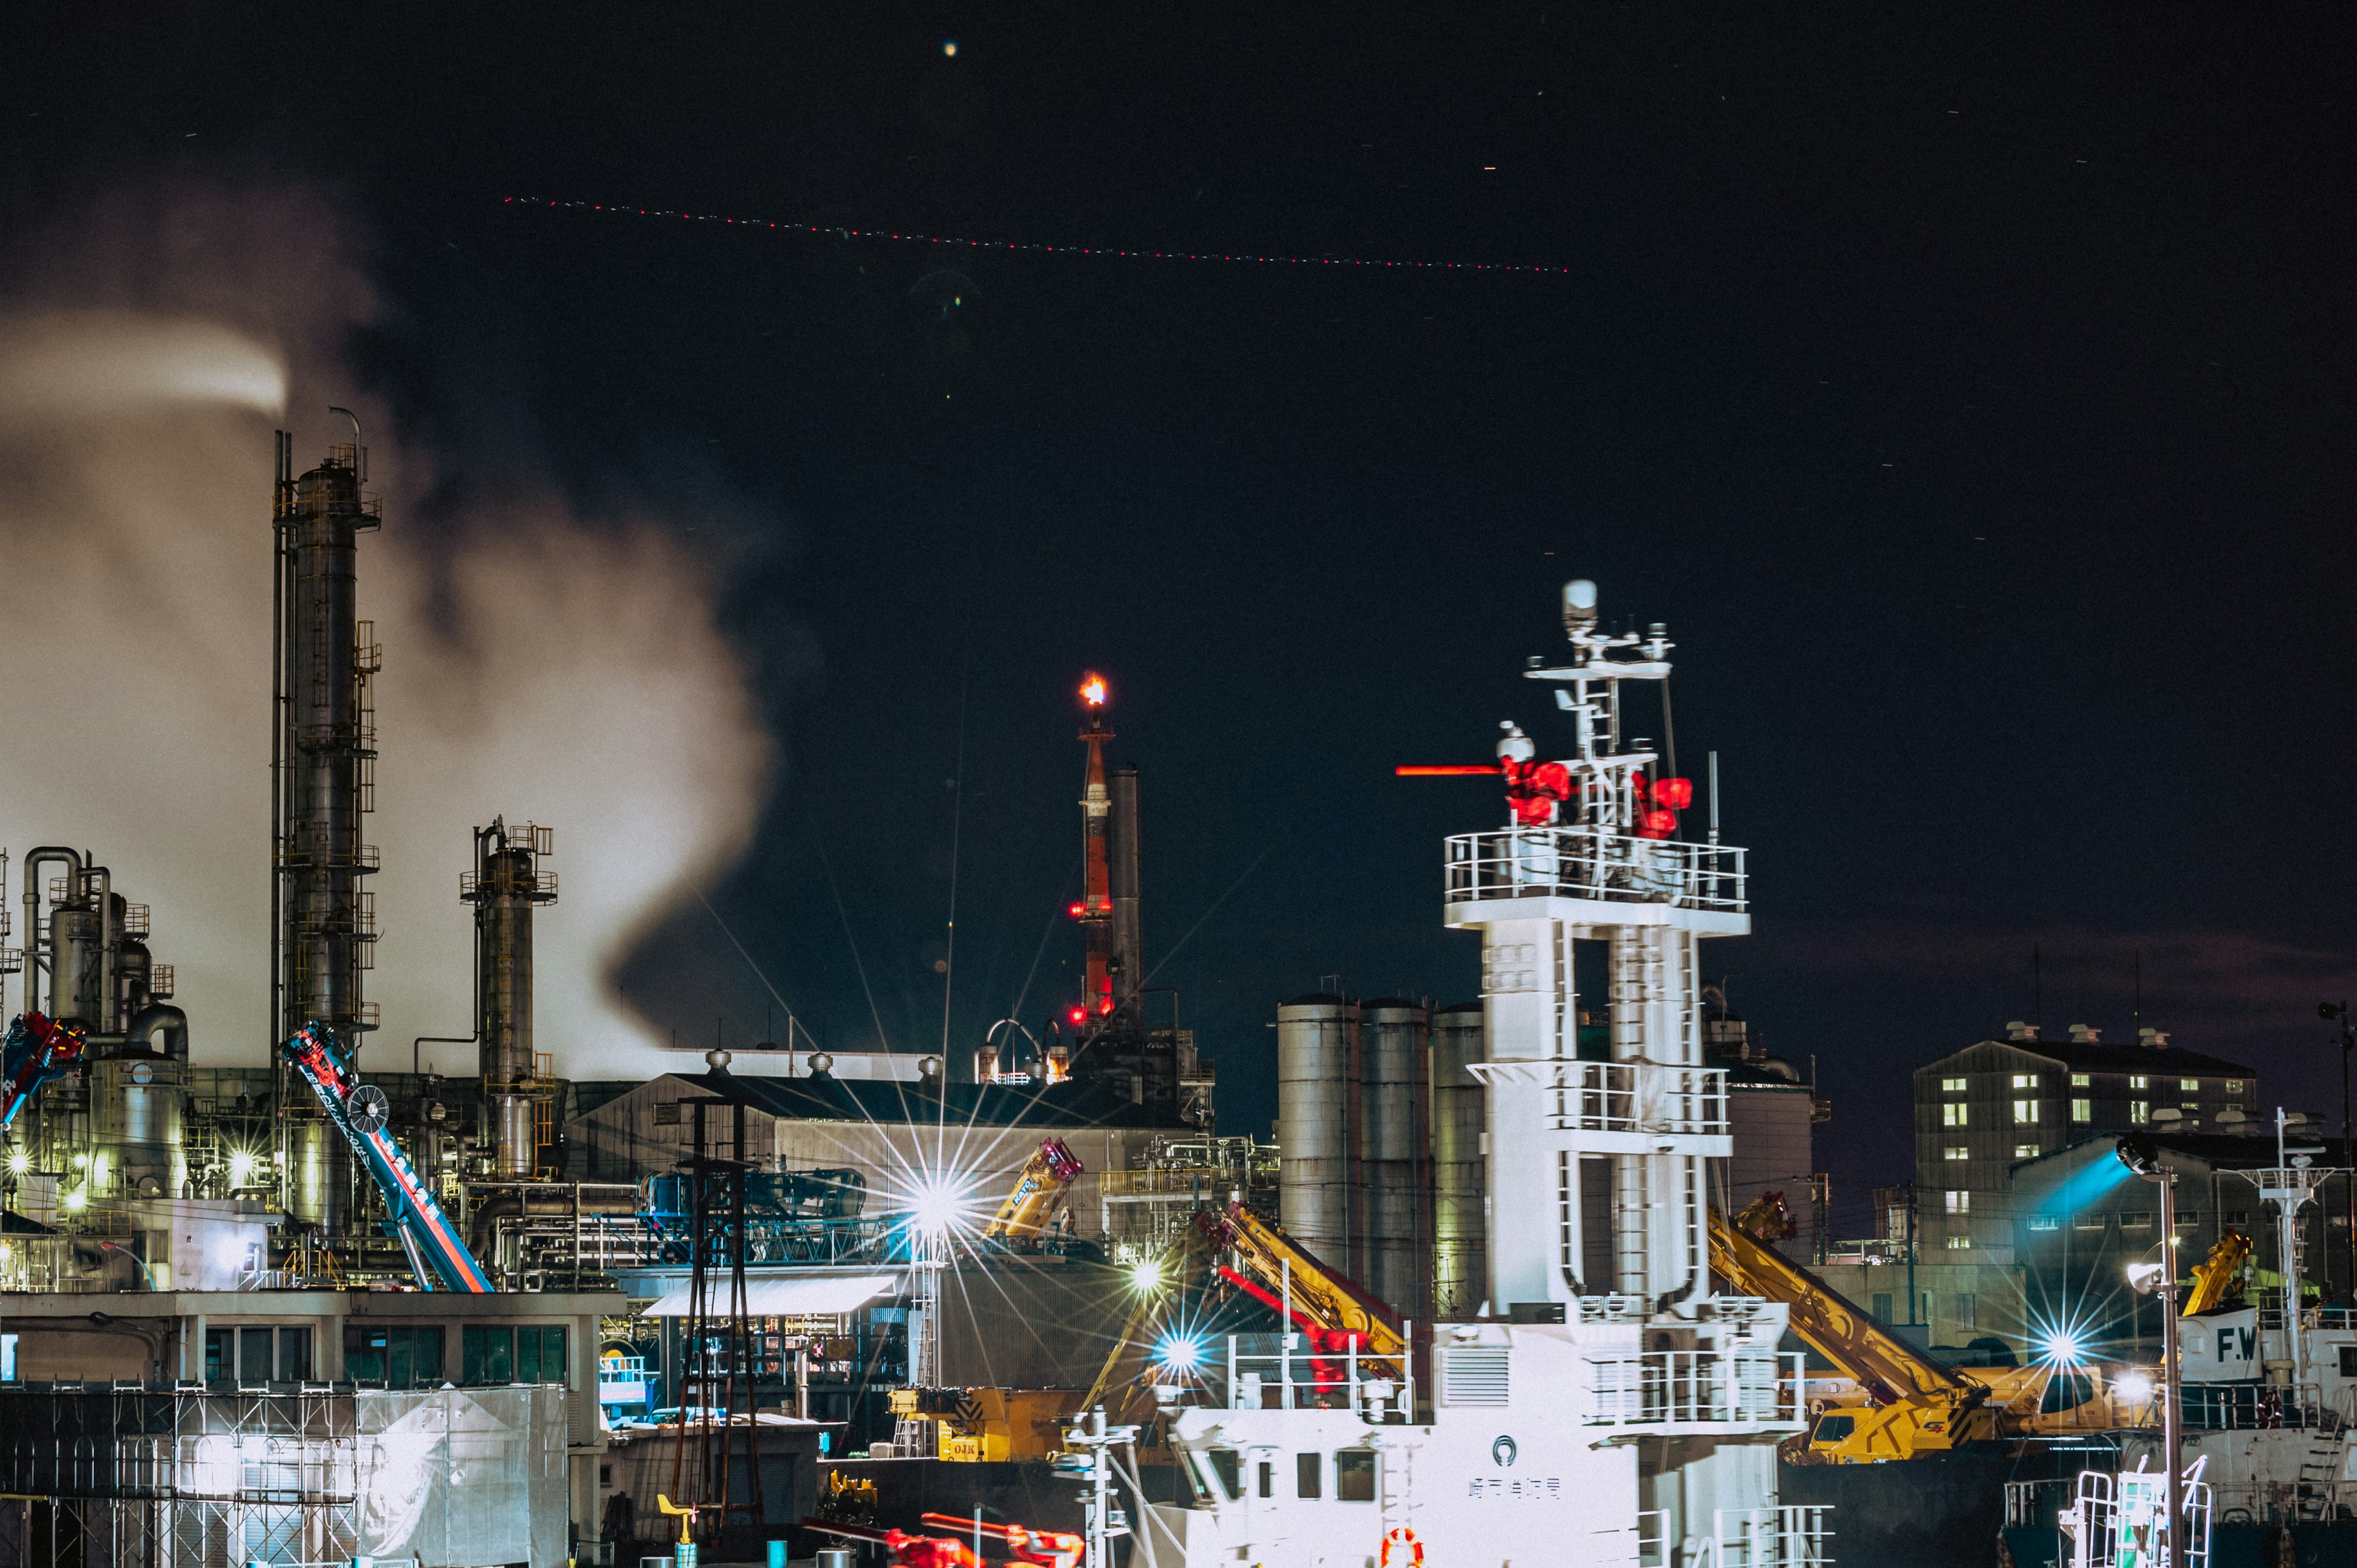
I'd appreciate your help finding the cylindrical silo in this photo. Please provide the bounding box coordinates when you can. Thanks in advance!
[1276,994,1358,1273]
[1429,1002,1487,1319]
[1358,999,1430,1318]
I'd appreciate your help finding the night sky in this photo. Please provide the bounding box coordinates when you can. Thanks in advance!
[6,6,2351,1229]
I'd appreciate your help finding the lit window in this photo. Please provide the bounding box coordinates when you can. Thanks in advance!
[1946,1235,1972,1250]
[2131,1101,2150,1124]
[2070,1073,2090,1087]
[2013,1099,2039,1124]
[2014,1143,2039,1159]
[2072,1099,2092,1122]
[1945,1145,1968,1162]
[2226,1079,2245,1095]
[2180,1078,2199,1093]
[1945,1190,1970,1215]
[2028,1216,2060,1232]
[1944,1103,1968,1127]
[2129,1075,2148,1090]
[1941,1077,1966,1093]
[2012,1073,2034,1088]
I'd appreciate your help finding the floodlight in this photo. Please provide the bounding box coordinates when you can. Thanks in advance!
[6,1149,26,1174]
[907,1180,962,1240]
[2116,1132,2161,1176]
[1155,1333,1205,1373]
[2115,1370,2154,1404]
[1128,1259,1163,1294]
[2126,1261,2165,1296]
[2040,1331,2084,1365]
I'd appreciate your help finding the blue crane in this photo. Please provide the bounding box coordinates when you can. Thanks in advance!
[281,1020,493,1292]
[1,1012,87,1134]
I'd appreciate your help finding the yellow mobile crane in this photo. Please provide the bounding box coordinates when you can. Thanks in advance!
[1709,1207,2003,1462]
[1714,1199,2193,1461]
[983,1138,1085,1247]
[2180,1229,2252,1316]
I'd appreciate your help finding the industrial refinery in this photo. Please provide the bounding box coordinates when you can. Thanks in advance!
[0,430,2348,1568]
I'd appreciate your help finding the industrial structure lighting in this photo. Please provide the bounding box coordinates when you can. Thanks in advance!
[1128,1259,1162,1294]
[62,1188,85,1211]
[1154,1332,1205,1373]
[906,1179,965,1241]
[6,1149,25,1174]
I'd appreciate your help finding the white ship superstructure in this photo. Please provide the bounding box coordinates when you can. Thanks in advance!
[1144,580,1826,1568]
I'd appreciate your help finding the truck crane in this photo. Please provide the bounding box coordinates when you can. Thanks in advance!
[983,1137,1084,1247]
[1713,1201,2155,1461]
[2,1012,86,1134]
[1709,1205,2003,1462]
[280,1020,493,1292]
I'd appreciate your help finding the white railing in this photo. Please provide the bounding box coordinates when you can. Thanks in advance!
[1584,1350,1808,1432]
[1640,1507,1832,1568]
[1223,1334,1414,1420]
[1445,828,1747,914]
[1467,1059,1729,1138]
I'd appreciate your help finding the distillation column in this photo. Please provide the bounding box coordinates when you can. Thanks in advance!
[272,429,382,1230]
[462,819,557,1178]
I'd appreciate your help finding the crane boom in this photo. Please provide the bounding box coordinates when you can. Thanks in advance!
[984,1138,1084,1244]
[280,1021,492,1292]
[1196,1201,1407,1359]
[2181,1230,2252,1316]
[1708,1208,1999,1462]
[1,1013,86,1133]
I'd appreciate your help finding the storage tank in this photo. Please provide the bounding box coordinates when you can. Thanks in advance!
[1358,999,1430,1318]
[1428,1001,1487,1319]
[1275,994,1358,1271]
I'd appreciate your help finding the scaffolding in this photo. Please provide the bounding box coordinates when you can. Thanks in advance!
[0,1381,566,1568]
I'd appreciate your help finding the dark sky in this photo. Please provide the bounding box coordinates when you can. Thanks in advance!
[7,4,2353,1229]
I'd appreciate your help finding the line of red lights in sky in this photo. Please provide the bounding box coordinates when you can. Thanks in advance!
[502,196,1574,276]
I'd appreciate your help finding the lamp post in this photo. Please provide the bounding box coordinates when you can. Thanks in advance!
[2118,1130,2182,1560]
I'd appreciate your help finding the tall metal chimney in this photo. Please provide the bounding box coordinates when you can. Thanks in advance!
[271,424,382,1232]
[1108,764,1142,1008]
[462,819,556,1178]
[1077,674,1115,1024]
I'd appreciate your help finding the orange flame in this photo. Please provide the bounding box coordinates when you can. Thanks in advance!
[1080,673,1108,707]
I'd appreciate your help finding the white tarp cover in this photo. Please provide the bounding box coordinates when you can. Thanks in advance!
[355,1387,568,1568]
[643,1271,898,1317]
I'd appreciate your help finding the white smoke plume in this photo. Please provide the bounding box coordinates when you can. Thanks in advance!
[0,185,774,1077]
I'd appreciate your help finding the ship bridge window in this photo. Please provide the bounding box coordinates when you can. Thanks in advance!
[2340,1346,2357,1379]
[1296,1453,1322,1499]
[1813,1412,1856,1445]
[1258,1459,1274,1499]
[1203,1448,1242,1502]
[1336,1450,1377,1502]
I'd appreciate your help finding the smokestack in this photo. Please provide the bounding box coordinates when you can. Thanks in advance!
[1077,674,1114,1024]
[463,818,556,1178]
[1109,764,1142,1008]
[272,424,382,1232]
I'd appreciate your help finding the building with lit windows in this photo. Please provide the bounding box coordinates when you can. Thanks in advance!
[1913,1022,2257,1265]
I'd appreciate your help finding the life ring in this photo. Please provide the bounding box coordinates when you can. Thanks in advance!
[1379,1526,1425,1568]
